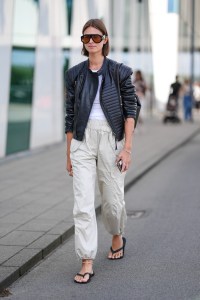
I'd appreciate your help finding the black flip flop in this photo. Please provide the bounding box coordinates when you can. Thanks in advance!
[74,272,95,284]
[108,237,126,260]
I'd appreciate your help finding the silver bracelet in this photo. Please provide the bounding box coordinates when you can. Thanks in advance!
[123,148,131,155]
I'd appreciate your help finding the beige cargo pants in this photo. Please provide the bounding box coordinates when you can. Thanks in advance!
[70,120,127,259]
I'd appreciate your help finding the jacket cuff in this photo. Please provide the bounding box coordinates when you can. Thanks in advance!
[65,126,73,134]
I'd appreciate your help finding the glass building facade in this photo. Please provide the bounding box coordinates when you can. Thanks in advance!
[178,0,200,78]
[0,0,199,158]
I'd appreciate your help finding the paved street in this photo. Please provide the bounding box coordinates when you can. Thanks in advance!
[6,131,200,300]
[0,116,200,292]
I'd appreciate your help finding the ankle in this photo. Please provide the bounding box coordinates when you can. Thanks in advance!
[82,259,93,270]
[82,259,93,264]
[112,235,122,240]
[112,235,123,248]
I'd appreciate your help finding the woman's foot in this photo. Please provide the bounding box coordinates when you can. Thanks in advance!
[108,235,123,259]
[74,259,94,283]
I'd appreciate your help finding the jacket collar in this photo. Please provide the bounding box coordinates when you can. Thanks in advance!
[86,57,108,76]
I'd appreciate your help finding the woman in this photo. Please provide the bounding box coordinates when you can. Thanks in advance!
[65,19,140,284]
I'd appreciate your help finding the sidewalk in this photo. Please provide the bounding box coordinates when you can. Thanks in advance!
[0,117,200,291]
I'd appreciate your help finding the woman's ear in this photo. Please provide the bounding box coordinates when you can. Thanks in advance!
[103,37,108,45]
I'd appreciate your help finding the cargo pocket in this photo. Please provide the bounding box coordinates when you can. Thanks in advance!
[70,138,82,153]
[115,138,125,155]
[108,134,125,156]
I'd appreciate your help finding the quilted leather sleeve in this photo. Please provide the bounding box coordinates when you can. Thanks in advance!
[65,69,75,133]
[65,61,87,134]
[119,65,138,120]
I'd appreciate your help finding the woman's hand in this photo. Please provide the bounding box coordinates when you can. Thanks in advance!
[66,132,73,176]
[116,149,132,172]
[66,154,73,176]
[116,118,135,172]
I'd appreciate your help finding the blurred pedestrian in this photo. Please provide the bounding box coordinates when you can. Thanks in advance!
[65,19,140,284]
[182,78,193,121]
[169,75,182,109]
[133,70,147,123]
[162,75,182,123]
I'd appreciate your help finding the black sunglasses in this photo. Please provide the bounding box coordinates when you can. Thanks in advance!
[81,34,106,44]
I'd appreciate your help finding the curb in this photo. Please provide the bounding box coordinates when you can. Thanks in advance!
[0,127,200,293]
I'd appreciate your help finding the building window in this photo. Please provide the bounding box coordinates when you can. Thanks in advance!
[6,48,35,155]
[13,0,39,46]
[66,0,73,35]
[168,0,179,13]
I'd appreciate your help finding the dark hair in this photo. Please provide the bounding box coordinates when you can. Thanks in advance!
[135,70,143,81]
[81,19,110,57]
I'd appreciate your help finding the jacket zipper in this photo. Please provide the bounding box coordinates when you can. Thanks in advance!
[99,78,118,149]
[73,75,84,136]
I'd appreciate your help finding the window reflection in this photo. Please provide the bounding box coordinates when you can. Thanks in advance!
[13,0,39,46]
[6,49,35,155]
[66,0,73,35]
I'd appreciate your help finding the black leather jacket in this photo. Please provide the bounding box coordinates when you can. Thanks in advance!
[65,57,139,141]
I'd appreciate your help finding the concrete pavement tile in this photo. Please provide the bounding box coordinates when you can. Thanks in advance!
[47,221,74,235]
[0,231,44,246]
[0,194,13,202]
[0,266,19,291]
[0,196,33,208]
[16,195,58,206]
[0,223,20,238]
[29,184,59,194]
[0,179,17,191]
[3,248,42,276]
[0,185,32,201]
[45,179,69,189]
[27,234,60,249]
[20,201,57,211]
[17,219,60,232]
[50,191,73,201]
[53,201,70,210]
[27,234,61,257]
[0,212,38,224]
[62,215,73,224]
[36,209,68,221]
[16,191,49,198]
[15,205,50,215]
[46,189,73,199]
[0,245,23,264]
[0,207,16,218]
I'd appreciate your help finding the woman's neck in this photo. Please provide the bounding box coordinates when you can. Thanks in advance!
[89,55,104,70]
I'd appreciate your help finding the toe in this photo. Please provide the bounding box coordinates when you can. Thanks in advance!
[119,250,123,258]
[108,251,113,259]
[116,252,120,259]
[74,275,79,282]
[74,275,83,283]
[112,250,123,259]
[82,274,89,282]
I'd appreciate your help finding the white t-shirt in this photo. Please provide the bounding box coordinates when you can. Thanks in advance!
[89,71,106,120]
